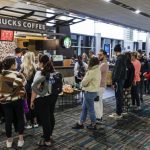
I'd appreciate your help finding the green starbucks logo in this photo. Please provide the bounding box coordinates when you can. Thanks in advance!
[63,36,71,48]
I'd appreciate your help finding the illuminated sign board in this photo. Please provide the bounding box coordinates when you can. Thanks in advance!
[0,30,14,41]
[62,36,72,49]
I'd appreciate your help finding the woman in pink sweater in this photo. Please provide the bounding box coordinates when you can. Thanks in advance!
[131,52,141,109]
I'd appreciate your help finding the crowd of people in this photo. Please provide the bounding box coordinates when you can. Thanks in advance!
[72,45,149,127]
[0,48,61,148]
[72,50,108,129]
[109,45,149,118]
[0,45,149,148]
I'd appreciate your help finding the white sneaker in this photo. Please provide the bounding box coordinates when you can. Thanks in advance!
[109,113,122,119]
[135,106,141,110]
[33,123,39,128]
[122,112,128,116]
[6,140,13,148]
[25,124,32,129]
[17,140,24,147]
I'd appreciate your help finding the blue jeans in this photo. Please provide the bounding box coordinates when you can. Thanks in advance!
[115,80,125,115]
[80,92,97,124]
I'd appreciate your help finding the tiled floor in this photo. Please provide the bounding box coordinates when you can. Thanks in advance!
[103,87,115,99]
[0,88,150,150]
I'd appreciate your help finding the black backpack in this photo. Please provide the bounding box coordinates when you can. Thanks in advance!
[48,72,63,95]
[124,62,135,88]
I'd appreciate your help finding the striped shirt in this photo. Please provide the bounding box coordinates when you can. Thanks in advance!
[0,70,24,102]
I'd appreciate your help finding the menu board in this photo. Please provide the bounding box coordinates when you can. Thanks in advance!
[0,30,14,41]
[52,55,63,61]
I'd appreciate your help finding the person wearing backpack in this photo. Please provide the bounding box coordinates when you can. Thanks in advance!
[123,52,135,89]
[0,56,26,148]
[74,55,88,84]
[109,44,127,119]
[30,55,62,147]
[123,52,135,111]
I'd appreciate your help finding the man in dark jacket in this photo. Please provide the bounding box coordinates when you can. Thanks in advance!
[137,50,148,103]
[109,44,127,119]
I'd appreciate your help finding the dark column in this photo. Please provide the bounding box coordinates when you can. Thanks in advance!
[56,21,73,58]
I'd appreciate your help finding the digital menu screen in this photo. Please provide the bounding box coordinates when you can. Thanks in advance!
[0,30,14,41]
[104,44,110,59]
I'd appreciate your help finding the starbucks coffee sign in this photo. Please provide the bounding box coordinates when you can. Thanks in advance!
[0,17,46,33]
[62,36,72,49]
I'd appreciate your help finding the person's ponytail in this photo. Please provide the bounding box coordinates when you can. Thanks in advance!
[40,55,55,80]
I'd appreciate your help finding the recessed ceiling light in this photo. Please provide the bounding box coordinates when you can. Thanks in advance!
[135,9,141,14]
[26,1,31,5]
[103,0,111,2]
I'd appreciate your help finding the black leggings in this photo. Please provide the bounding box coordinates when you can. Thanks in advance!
[49,95,58,136]
[0,104,4,118]
[26,92,37,124]
[36,94,58,142]
[131,83,140,107]
[2,100,24,138]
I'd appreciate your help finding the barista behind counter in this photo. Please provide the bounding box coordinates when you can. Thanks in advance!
[53,56,114,85]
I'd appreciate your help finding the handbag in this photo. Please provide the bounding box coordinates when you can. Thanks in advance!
[23,99,29,113]
[94,96,99,102]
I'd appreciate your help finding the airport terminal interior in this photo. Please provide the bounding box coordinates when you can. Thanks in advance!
[0,0,150,150]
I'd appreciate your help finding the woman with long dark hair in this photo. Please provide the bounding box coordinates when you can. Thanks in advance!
[31,55,58,147]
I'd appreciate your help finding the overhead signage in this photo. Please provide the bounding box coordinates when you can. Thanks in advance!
[0,30,14,41]
[0,17,46,33]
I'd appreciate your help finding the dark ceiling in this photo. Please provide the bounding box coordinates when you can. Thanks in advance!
[26,0,150,32]
[1,0,150,32]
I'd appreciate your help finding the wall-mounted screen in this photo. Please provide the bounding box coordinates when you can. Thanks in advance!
[104,44,111,59]
[35,39,59,51]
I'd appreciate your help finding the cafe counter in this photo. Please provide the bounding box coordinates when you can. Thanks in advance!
[55,66,74,77]
[54,64,114,86]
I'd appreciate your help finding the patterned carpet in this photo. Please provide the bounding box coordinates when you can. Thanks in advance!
[0,95,150,150]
